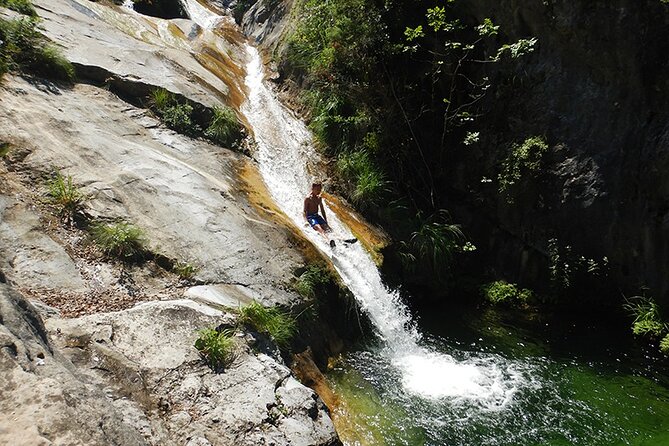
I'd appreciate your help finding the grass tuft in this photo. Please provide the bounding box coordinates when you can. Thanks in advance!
[194,327,237,371]
[660,334,669,355]
[90,221,146,259]
[294,264,332,299]
[48,172,84,224]
[205,105,242,147]
[623,295,666,338]
[0,17,75,82]
[173,260,197,280]
[239,302,297,349]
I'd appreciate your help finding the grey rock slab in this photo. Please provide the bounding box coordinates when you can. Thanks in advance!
[0,194,86,292]
[33,0,244,109]
[0,76,303,303]
[0,283,149,446]
[45,298,339,445]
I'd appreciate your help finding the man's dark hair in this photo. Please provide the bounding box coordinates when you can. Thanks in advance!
[311,182,322,188]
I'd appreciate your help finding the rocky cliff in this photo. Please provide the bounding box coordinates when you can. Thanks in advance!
[452,0,669,306]
[0,0,342,444]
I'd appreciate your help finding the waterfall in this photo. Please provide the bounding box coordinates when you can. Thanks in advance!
[181,0,525,407]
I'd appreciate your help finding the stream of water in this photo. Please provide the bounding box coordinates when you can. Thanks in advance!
[174,3,669,444]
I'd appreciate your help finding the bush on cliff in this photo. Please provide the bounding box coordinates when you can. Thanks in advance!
[239,302,297,349]
[0,0,37,17]
[623,295,666,338]
[195,327,237,371]
[90,221,147,259]
[47,171,84,225]
[0,17,75,82]
[294,264,333,299]
[205,105,243,148]
[482,281,533,305]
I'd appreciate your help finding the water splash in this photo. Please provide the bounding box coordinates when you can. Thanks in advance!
[240,45,526,407]
[178,0,526,408]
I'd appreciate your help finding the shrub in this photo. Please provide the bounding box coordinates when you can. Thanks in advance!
[161,103,195,134]
[398,210,463,274]
[660,334,669,355]
[239,302,297,349]
[0,17,75,82]
[482,280,533,305]
[32,45,75,82]
[148,88,199,135]
[194,327,236,371]
[336,150,387,205]
[48,172,84,223]
[623,295,666,338]
[0,142,10,157]
[173,260,197,280]
[90,221,146,258]
[0,0,37,17]
[294,264,332,299]
[498,136,549,195]
[205,105,241,147]
[149,87,173,111]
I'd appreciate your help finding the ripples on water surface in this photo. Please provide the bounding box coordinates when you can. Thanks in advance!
[329,308,669,446]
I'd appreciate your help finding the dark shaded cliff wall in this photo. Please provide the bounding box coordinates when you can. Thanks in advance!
[449,0,669,307]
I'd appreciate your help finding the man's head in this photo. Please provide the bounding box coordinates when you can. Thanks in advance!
[311,182,322,195]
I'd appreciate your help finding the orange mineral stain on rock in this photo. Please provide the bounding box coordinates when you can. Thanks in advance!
[292,350,377,446]
[322,192,389,265]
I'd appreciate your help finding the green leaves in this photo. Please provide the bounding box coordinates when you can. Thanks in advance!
[90,221,147,259]
[404,25,424,42]
[239,302,297,349]
[195,328,237,371]
[498,136,549,195]
[495,37,538,61]
[476,18,499,37]
[482,281,533,305]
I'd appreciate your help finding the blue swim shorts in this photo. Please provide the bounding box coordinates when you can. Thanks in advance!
[307,213,327,228]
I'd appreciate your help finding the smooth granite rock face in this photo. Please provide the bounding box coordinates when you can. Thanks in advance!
[0,284,340,445]
[0,75,301,304]
[0,1,341,444]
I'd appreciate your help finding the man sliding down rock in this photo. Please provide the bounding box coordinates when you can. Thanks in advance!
[303,182,356,248]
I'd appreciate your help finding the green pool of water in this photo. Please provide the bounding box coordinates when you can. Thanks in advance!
[327,304,669,446]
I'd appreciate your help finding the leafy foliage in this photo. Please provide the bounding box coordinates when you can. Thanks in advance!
[623,296,666,338]
[205,105,242,147]
[548,238,609,297]
[48,172,84,224]
[149,88,197,134]
[173,260,197,280]
[482,280,533,305]
[90,221,146,259]
[283,0,536,283]
[398,211,463,274]
[0,17,75,82]
[336,150,387,205]
[660,334,669,355]
[498,136,549,195]
[194,327,237,371]
[149,89,243,146]
[239,302,297,349]
[0,0,37,16]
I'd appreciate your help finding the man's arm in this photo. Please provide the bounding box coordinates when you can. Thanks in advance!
[303,197,309,221]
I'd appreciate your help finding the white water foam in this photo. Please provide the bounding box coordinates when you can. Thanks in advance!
[182,0,526,408]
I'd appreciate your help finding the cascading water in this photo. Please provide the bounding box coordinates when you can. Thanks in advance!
[108,2,669,444]
[239,41,529,406]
